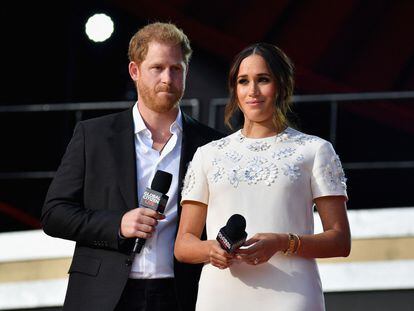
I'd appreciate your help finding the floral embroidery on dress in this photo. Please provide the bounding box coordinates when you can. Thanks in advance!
[182,163,196,196]
[243,156,268,184]
[228,165,243,187]
[211,137,230,149]
[322,155,347,190]
[210,166,224,183]
[247,141,271,152]
[282,163,301,181]
[225,150,243,162]
[274,131,291,143]
[272,147,296,160]
[236,131,245,143]
[262,162,279,186]
[223,157,279,187]
[296,154,305,162]
[293,134,317,146]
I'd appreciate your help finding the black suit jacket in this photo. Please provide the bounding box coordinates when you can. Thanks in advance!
[41,108,223,311]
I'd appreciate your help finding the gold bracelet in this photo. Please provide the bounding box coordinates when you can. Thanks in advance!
[283,233,296,255]
[292,234,301,254]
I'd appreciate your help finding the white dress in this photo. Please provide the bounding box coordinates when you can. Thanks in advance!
[181,128,347,311]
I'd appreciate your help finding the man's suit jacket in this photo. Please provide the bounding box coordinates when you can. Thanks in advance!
[41,108,223,311]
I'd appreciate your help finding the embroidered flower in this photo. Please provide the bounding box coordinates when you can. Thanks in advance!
[182,163,196,196]
[282,163,301,181]
[294,134,317,146]
[262,163,279,186]
[275,132,291,143]
[323,155,347,190]
[244,157,268,184]
[225,150,243,162]
[228,165,243,187]
[247,141,271,152]
[236,131,245,143]
[296,154,305,162]
[210,166,224,183]
[272,147,296,160]
[211,137,230,149]
[242,157,279,186]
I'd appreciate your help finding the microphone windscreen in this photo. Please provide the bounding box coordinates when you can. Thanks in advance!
[151,170,173,194]
[225,214,246,240]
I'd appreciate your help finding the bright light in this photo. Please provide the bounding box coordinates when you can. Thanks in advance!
[85,13,114,43]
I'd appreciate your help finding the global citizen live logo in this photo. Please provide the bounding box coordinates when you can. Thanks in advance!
[142,191,161,209]
[217,231,245,252]
[217,231,231,250]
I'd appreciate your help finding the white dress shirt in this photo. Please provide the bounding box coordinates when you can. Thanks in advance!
[129,103,182,279]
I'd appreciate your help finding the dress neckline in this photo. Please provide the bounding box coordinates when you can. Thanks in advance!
[237,127,291,141]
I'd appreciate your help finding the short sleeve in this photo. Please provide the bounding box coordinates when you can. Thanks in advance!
[181,147,209,205]
[310,141,348,200]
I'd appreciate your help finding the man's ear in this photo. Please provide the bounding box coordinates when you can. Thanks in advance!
[128,61,140,81]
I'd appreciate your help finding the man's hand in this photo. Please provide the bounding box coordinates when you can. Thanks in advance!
[120,208,166,239]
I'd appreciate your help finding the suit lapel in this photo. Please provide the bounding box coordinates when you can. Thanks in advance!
[108,109,138,212]
[178,113,200,217]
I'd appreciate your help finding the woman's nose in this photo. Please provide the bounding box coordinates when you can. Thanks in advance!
[248,82,259,96]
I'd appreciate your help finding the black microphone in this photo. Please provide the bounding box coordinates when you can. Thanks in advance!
[133,170,173,253]
[216,214,248,253]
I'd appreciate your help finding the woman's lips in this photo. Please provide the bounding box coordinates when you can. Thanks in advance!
[246,100,263,105]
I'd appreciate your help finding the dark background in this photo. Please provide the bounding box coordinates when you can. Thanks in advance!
[1,0,414,232]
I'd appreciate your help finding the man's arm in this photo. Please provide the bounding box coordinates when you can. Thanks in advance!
[41,122,124,250]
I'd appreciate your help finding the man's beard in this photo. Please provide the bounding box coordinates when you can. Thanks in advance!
[137,82,183,113]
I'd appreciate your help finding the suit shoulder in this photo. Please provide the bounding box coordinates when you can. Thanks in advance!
[78,109,131,130]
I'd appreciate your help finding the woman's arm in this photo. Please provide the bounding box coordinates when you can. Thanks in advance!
[236,196,350,264]
[297,195,351,258]
[174,200,234,269]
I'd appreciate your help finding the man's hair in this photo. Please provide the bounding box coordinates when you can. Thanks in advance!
[128,22,192,65]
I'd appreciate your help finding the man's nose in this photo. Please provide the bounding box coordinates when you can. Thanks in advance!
[161,69,173,84]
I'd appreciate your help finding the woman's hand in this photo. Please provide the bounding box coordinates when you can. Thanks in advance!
[207,240,234,269]
[235,233,287,265]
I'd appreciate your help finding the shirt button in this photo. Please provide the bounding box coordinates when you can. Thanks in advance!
[125,258,133,267]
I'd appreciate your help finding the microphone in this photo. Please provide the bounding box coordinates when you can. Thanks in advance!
[133,170,173,253]
[216,214,247,253]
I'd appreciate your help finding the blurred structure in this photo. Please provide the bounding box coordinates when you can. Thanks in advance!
[1,1,414,310]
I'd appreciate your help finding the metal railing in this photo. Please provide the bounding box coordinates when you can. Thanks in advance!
[0,99,200,180]
[209,91,414,170]
[1,91,414,180]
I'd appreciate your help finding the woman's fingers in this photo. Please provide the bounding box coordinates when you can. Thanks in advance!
[243,235,260,246]
[209,242,233,268]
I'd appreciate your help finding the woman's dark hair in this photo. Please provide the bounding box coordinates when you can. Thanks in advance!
[225,43,295,131]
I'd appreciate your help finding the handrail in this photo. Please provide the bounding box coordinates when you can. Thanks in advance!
[1,91,413,178]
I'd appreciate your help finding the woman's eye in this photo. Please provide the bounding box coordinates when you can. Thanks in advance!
[258,77,270,83]
[237,78,248,85]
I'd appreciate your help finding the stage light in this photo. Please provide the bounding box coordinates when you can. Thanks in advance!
[85,13,114,43]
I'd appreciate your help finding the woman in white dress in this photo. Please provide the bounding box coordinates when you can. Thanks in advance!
[174,43,350,311]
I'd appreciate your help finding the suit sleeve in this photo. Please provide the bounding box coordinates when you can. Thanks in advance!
[41,122,125,250]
